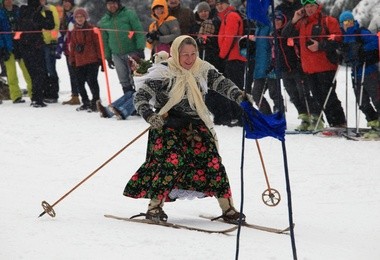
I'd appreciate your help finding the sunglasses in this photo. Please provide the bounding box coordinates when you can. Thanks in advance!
[301,0,317,5]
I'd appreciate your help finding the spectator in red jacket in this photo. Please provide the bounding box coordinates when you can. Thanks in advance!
[69,8,101,112]
[282,0,346,128]
[215,0,246,126]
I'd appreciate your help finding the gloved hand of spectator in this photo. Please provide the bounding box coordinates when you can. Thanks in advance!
[107,58,114,69]
[0,48,11,62]
[147,113,165,129]
[196,36,208,46]
[146,31,160,43]
[99,60,104,72]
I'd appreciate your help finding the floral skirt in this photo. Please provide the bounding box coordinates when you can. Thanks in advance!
[123,124,233,202]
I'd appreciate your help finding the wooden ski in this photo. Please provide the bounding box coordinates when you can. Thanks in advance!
[199,215,292,235]
[104,214,238,235]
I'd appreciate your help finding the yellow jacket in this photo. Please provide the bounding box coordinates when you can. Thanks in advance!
[41,4,60,44]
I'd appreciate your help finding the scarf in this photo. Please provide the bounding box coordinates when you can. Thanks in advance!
[157,35,218,148]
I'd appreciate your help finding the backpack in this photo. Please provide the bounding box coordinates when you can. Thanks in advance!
[224,10,255,37]
[222,10,255,58]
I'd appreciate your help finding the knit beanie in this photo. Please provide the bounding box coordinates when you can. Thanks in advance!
[215,0,229,4]
[28,0,40,8]
[73,8,88,20]
[339,11,354,23]
[63,0,75,5]
[106,0,120,4]
[197,2,211,13]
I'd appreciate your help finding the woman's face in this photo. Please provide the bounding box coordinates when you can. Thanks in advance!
[153,6,164,17]
[75,14,86,26]
[198,10,210,21]
[304,4,318,16]
[179,44,197,70]
[63,0,73,11]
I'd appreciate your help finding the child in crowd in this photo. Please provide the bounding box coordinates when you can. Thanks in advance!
[69,8,101,112]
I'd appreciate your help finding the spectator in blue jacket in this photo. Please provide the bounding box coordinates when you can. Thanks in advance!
[0,7,12,69]
[339,11,380,138]
[0,7,13,104]
[1,0,33,104]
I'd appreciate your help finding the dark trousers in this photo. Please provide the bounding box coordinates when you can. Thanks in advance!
[20,46,49,103]
[76,62,100,103]
[251,78,284,114]
[282,70,319,115]
[66,56,79,96]
[220,60,246,123]
[352,70,380,121]
[305,70,346,126]
[43,45,59,99]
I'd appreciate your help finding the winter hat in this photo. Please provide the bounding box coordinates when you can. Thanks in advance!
[215,0,229,4]
[73,8,88,20]
[274,11,285,22]
[106,0,120,4]
[339,11,354,23]
[62,0,75,5]
[28,0,40,8]
[197,2,211,13]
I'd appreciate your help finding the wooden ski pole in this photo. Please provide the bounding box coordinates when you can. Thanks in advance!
[255,140,281,206]
[38,127,150,218]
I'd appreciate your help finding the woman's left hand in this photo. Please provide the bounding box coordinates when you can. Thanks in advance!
[147,113,165,129]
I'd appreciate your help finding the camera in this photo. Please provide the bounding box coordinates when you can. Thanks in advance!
[75,44,85,53]
[306,39,314,46]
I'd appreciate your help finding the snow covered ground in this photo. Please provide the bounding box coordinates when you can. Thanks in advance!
[1,60,379,260]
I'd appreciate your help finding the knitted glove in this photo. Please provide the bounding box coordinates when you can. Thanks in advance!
[236,91,253,105]
[147,113,165,129]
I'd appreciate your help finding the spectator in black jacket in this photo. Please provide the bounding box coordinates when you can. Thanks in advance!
[18,0,54,107]
[274,5,321,131]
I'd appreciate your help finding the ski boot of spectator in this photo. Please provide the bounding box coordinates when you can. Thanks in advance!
[296,113,310,131]
[307,114,324,131]
[363,129,379,139]
[367,119,380,130]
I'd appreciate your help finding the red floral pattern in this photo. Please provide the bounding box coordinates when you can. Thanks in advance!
[123,124,233,202]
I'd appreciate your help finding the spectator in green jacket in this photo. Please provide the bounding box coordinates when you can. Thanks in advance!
[98,0,145,94]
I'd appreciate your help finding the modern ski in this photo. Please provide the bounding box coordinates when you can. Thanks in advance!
[199,215,292,234]
[285,130,315,135]
[104,214,238,234]
[341,133,380,141]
